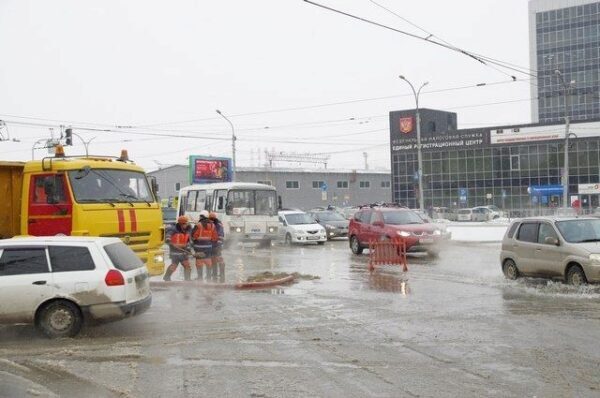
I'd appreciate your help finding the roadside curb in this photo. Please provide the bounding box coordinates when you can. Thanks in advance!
[150,275,296,290]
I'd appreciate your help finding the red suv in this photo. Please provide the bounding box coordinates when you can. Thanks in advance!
[348,207,443,257]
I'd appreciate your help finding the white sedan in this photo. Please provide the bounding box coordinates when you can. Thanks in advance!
[278,211,327,245]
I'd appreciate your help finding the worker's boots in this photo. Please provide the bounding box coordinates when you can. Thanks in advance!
[183,267,191,281]
[162,265,176,282]
[196,266,203,281]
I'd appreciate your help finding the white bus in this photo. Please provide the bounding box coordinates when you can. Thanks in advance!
[177,182,280,246]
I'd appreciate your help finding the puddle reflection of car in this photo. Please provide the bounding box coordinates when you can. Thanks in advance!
[0,237,152,338]
[348,206,443,257]
[307,210,349,240]
[278,211,326,245]
[500,216,600,285]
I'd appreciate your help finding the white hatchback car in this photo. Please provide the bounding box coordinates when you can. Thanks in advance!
[0,236,151,338]
[278,211,327,245]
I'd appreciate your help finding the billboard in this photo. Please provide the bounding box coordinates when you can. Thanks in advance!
[189,156,233,184]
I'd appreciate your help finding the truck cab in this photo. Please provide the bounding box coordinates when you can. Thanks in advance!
[0,147,165,276]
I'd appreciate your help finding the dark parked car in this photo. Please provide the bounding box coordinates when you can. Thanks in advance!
[307,210,349,240]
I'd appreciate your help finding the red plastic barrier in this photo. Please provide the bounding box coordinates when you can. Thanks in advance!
[368,238,408,272]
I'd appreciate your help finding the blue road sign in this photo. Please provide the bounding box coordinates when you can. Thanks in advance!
[321,182,328,191]
[459,188,468,203]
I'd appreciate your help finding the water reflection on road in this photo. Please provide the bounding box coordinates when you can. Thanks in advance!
[1,239,600,397]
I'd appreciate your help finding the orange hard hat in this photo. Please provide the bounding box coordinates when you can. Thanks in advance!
[209,212,217,219]
[177,215,189,224]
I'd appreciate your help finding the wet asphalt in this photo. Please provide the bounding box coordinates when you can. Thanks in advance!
[1,239,600,397]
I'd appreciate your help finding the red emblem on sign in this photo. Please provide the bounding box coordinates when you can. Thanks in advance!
[399,117,414,134]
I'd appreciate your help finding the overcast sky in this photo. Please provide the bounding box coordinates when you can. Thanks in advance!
[0,0,533,171]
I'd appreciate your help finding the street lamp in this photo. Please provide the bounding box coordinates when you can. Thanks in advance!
[555,70,576,208]
[399,75,429,212]
[216,109,236,181]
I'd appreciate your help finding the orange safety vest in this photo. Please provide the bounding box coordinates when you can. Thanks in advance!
[170,232,190,246]
[192,222,218,241]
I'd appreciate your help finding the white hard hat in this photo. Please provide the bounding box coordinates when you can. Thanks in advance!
[199,210,209,218]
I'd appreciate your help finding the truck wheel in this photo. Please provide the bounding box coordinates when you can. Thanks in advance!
[36,300,83,338]
[350,236,363,255]
[285,234,293,246]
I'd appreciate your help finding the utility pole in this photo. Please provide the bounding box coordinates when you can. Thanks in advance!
[555,70,575,208]
[400,75,429,212]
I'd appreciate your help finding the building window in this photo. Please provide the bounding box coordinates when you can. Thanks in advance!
[381,181,391,188]
[337,181,349,189]
[312,181,325,189]
[175,182,181,191]
[286,181,299,189]
[359,181,370,189]
[511,155,520,171]
[257,180,272,186]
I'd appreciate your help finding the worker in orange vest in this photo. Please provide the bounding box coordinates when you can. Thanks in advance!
[209,212,225,282]
[192,210,218,281]
[163,215,192,281]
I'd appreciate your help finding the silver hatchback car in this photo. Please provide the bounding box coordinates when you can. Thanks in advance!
[500,217,600,285]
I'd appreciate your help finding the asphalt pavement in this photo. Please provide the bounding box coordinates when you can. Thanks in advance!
[1,239,599,397]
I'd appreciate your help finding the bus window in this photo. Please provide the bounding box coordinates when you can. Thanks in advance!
[205,192,213,211]
[194,190,207,211]
[186,191,197,212]
[255,190,277,215]
[226,190,254,215]
[215,190,227,211]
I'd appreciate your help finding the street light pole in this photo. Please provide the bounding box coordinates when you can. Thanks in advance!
[216,109,236,181]
[399,75,429,212]
[555,70,575,208]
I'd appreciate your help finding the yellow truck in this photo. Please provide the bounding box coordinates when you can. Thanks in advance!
[0,146,165,276]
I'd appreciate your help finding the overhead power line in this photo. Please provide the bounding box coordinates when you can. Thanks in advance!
[366,0,536,78]
[303,0,536,78]
[129,77,526,128]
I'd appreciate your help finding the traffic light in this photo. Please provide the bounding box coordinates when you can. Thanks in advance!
[65,128,72,146]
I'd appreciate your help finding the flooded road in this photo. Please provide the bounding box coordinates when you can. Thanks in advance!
[1,240,600,397]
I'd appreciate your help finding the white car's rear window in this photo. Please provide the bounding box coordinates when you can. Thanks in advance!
[104,242,144,271]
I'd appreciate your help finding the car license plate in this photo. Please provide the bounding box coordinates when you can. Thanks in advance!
[307,236,319,240]
[419,238,434,244]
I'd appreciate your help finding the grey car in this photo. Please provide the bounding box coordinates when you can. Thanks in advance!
[500,216,600,285]
[308,210,349,240]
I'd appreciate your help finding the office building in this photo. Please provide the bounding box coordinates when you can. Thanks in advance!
[149,166,391,210]
[390,109,600,211]
[530,0,600,123]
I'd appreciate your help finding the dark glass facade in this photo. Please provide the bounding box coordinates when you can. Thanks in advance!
[390,109,600,210]
[535,1,600,123]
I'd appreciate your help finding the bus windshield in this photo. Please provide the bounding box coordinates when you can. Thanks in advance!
[68,168,154,204]
[226,190,277,216]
